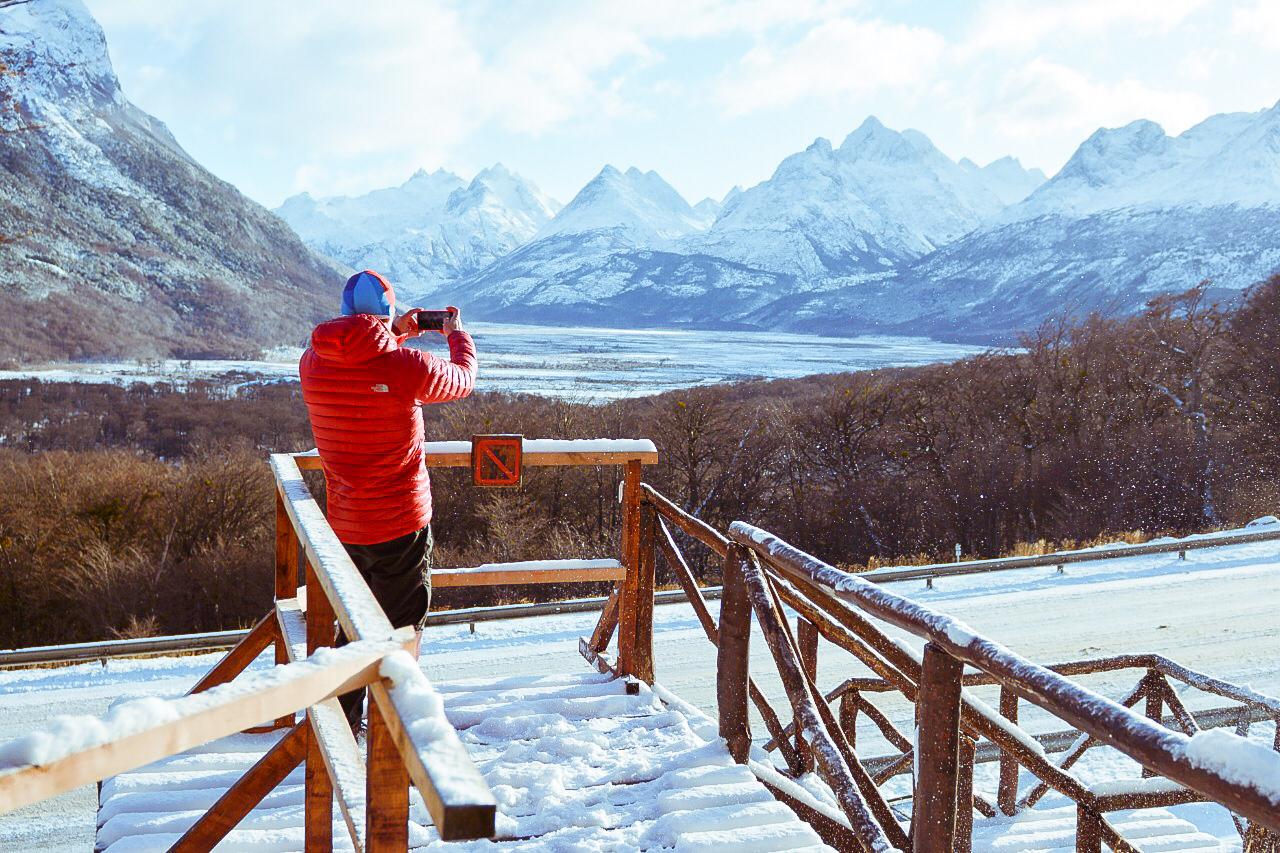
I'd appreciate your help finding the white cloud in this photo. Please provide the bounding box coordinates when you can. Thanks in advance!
[1231,0,1280,49]
[963,0,1210,55]
[980,59,1209,152]
[717,18,946,116]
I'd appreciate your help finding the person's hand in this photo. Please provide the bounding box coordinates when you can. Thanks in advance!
[442,306,463,335]
[392,308,423,337]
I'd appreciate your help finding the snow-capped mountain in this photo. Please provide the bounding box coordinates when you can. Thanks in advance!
[0,0,342,362]
[790,103,1280,341]
[275,163,559,298]
[438,164,738,319]
[683,117,1028,282]
[959,156,1047,206]
[534,165,707,243]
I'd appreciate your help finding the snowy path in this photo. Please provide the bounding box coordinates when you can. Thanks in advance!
[1,527,1277,849]
[95,672,833,852]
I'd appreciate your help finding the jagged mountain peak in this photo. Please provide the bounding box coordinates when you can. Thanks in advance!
[1011,103,1280,220]
[0,0,343,361]
[275,163,559,296]
[0,0,120,108]
[536,164,703,242]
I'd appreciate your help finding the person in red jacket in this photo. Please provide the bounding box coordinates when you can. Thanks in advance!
[300,269,477,730]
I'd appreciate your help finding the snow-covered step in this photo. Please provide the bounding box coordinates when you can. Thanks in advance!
[972,804,1226,852]
[97,671,834,852]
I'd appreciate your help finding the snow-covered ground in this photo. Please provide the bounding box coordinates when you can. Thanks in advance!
[1,523,1277,849]
[0,322,986,400]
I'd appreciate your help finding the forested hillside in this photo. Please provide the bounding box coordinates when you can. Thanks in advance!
[0,276,1275,647]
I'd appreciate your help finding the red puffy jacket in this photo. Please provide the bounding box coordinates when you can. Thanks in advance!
[299,315,477,545]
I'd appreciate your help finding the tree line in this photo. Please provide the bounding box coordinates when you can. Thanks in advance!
[0,277,1274,647]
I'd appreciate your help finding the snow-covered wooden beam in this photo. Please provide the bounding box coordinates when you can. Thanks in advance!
[0,639,398,814]
[293,437,657,470]
[432,558,624,588]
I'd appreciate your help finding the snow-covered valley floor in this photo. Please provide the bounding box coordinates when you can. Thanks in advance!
[1,525,1277,850]
[0,322,986,401]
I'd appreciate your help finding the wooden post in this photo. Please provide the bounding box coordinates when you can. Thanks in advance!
[956,736,976,853]
[912,641,964,852]
[303,559,337,849]
[632,501,657,683]
[1143,671,1163,777]
[1075,805,1103,853]
[306,560,337,655]
[275,492,298,600]
[616,460,644,677]
[274,492,299,728]
[796,618,819,771]
[365,695,410,852]
[998,685,1019,815]
[717,544,752,763]
[304,722,333,851]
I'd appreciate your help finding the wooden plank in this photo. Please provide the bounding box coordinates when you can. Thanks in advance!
[304,720,334,852]
[171,721,309,852]
[431,563,625,588]
[717,545,752,764]
[0,641,392,814]
[187,612,278,696]
[366,696,409,852]
[366,679,496,841]
[912,642,965,853]
[616,460,643,677]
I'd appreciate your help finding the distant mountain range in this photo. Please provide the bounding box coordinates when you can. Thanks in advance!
[281,99,1280,344]
[0,0,343,363]
[6,0,1278,362]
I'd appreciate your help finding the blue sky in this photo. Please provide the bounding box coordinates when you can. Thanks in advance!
[84,0,1280,209]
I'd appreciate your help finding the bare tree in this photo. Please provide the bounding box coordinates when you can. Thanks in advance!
[1139,281,1228,525]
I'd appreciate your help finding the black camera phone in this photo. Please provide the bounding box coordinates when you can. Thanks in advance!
[415,310,452,331]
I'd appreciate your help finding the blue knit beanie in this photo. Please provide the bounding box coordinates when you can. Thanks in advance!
[341,270,395,317]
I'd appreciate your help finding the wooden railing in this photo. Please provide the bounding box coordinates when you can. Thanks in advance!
[0,438,658,852]
[585,484,1280,853]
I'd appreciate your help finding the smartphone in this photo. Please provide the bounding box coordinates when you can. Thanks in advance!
[415,310,451,332]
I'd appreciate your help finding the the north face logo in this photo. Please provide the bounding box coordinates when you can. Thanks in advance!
[371,384,389,393]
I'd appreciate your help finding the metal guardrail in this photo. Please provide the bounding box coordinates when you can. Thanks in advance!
[6,521,1276,669]
[0,587,727,668]
[862,523,1280,584]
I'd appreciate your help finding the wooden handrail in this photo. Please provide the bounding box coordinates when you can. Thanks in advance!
[728,522,1280,833]
[0,638,399,814]
[292,438,657,470]
[270,453,497,841]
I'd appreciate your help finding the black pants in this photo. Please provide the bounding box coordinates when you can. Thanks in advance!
[336,525,433,729]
